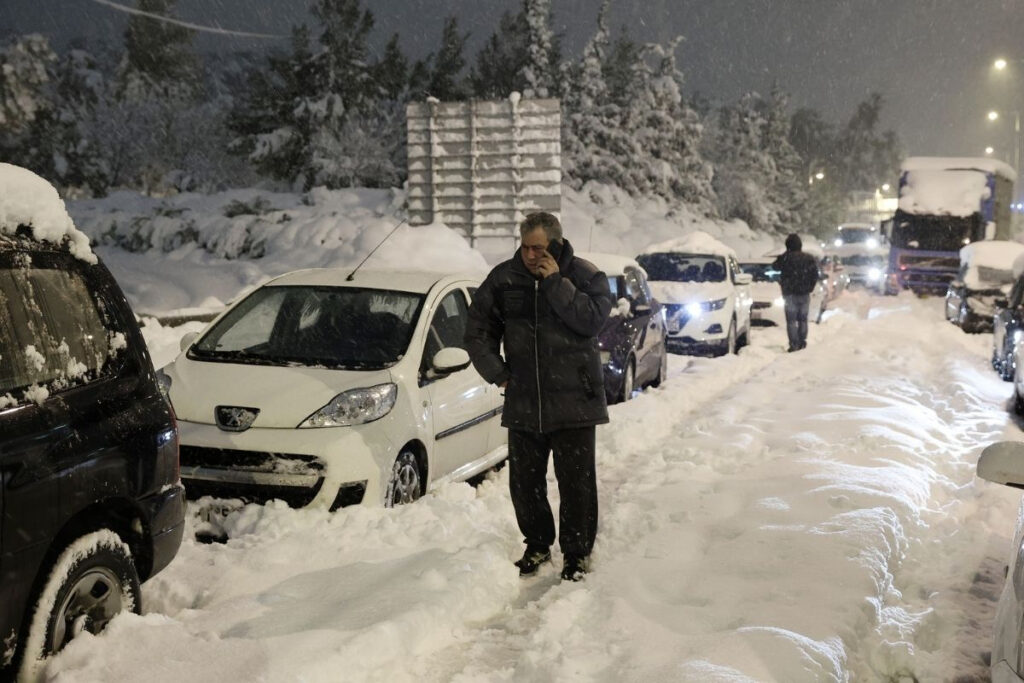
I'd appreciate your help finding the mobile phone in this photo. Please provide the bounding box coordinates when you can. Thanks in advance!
[547,239,563,260]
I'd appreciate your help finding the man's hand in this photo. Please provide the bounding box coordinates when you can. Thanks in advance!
[536,250,559,279]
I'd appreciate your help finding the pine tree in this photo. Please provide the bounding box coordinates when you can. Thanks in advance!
[120,0,198,97]
[760,85,808,227]
[520,0,557,98]
[469,10,530,99]
[424,16,469,101]
[0,34,56,151]
[374,33,409,102]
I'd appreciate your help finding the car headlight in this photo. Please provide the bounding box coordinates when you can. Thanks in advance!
[866,237,879,249]
[1014,330,1023,344]
[299,383,397,428]
[773,297,785,307]
[867,267,881,281]
[685,302,703,318]
[834,238,843,247]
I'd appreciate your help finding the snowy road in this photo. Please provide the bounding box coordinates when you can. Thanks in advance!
[48,292,1024,682]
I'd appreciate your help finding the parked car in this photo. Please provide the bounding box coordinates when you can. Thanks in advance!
[976,440,1024,681]
[0,164,184,678]
[580,252,668,403]
[739,257,827,327]
[993,275,1024,381]
[161,269,507,509]
[636,232,753,356]
[819,254,850,302]
[946,240,1024,333]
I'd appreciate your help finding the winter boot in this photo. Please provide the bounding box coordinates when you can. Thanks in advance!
[560,554,590,582]
[514,545,551,577]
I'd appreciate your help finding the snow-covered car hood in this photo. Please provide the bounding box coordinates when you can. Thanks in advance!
[749,281,783,303]
[166,356,394,428]
[649,280,733,305]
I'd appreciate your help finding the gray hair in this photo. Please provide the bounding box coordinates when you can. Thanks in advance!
[519,211,562,241]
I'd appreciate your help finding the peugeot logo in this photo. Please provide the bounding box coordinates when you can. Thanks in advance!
[215,406,260,432]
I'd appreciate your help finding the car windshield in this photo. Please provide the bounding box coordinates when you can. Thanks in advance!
[636,253,727,283]
[190,286,424,369]
[835,228,876,244]
[740,263,780,283]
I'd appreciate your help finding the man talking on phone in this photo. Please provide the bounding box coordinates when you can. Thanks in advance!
[465,211,613,581]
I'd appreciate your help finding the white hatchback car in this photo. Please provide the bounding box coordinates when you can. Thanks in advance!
[161,269,507,509]
[636,237,753,356]
[740,257,827,327]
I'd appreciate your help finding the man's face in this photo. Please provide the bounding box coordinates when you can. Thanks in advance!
[520,228,549,274]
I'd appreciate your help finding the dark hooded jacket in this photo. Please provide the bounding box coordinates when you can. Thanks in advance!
[772,236,819,296]
[464,239,613,433]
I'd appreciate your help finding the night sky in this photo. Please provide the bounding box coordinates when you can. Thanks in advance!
[5,0,1024,164]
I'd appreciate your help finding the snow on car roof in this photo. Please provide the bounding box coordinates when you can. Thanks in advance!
[901,156,1017,181]
[265,268,479,294]
[0,163,95,263]
[959,240,1024,271]
[576,252,641,276]
[640,230,737,259]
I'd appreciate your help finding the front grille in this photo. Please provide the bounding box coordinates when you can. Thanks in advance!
[183,478,325,508]
[180,446,324,475]
[751,301,772,310]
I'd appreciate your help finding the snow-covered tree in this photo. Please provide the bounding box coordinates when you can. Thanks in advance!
[422,16,469,101]
[119,0,198,98]
[469,10,530,99]
[520,0,558,98]
[0,34,55,149]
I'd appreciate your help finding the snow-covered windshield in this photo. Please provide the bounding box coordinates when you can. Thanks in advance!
[191,286,424,370]
[636,253,726,283]
[740,263,781,283]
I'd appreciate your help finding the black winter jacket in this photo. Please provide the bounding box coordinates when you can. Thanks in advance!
[464,239,613,433]
[773,250,819,296]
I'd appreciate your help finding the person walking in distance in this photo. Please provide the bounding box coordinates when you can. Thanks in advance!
[464,211,613,581]
[772,233,820,352]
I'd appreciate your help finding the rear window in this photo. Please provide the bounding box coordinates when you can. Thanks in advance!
[0,259,121,406]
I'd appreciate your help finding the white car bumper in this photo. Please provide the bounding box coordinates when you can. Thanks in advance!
[176,418,400,509]
[665,305,733,349]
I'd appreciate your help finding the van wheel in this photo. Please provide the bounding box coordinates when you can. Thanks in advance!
[386,450,423,506]
[19,531,140,678]
[650,347,668,388]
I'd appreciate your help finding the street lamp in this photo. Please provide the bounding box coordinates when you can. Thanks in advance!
[996,58,1008,71]
[986,146,995,155]
[986,109,1021,171]
[989,110,1000,121]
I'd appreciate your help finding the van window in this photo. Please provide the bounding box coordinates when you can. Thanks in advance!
[0,264,114,402]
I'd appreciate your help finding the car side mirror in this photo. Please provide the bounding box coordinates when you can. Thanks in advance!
[734,273,753,286]
[432,347,471,375]
[978,441,1024,489]
[179,331,199,352]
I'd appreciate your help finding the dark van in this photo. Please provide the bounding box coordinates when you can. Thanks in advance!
[0,227,184,679]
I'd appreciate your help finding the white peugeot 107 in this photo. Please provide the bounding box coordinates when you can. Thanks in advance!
[160,269,507,509]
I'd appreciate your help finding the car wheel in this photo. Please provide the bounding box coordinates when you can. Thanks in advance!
[1015,386,1024,416]
[620,356,636,402]
[19,531,140,679]
[1000,344,1016,382]
[725,320,737,356]
[385,450,423,507]
[815,301,825,324]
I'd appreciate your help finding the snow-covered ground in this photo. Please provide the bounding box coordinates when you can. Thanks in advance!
[38,289,1022,682]
[35,185,1022,681]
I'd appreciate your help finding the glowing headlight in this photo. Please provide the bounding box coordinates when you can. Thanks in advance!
[685,302,703,317]
[834,238,843,247]
[299,383,397,428]
[866,237,879,249]
[867,267,882,281]
[1014,330,1023,344]
[773,297,785,307]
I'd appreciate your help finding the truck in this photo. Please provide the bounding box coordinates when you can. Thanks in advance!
[885,156,1017,295]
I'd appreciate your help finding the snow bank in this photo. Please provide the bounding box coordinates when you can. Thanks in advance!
[898,169,991,217]
[0,163,95,262]
[576,251,640,277]
[560,182,779,260]
[69,187,486,316]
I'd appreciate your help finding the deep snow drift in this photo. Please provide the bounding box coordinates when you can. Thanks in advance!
[39,184,1024,681]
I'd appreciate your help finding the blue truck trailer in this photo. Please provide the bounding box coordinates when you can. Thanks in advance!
[885,157,1016,295]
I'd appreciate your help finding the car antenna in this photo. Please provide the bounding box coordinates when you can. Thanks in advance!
[346,217,408,282]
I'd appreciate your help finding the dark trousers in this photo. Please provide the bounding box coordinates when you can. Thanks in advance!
[508,426,598,557]
[784,294,810,348]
